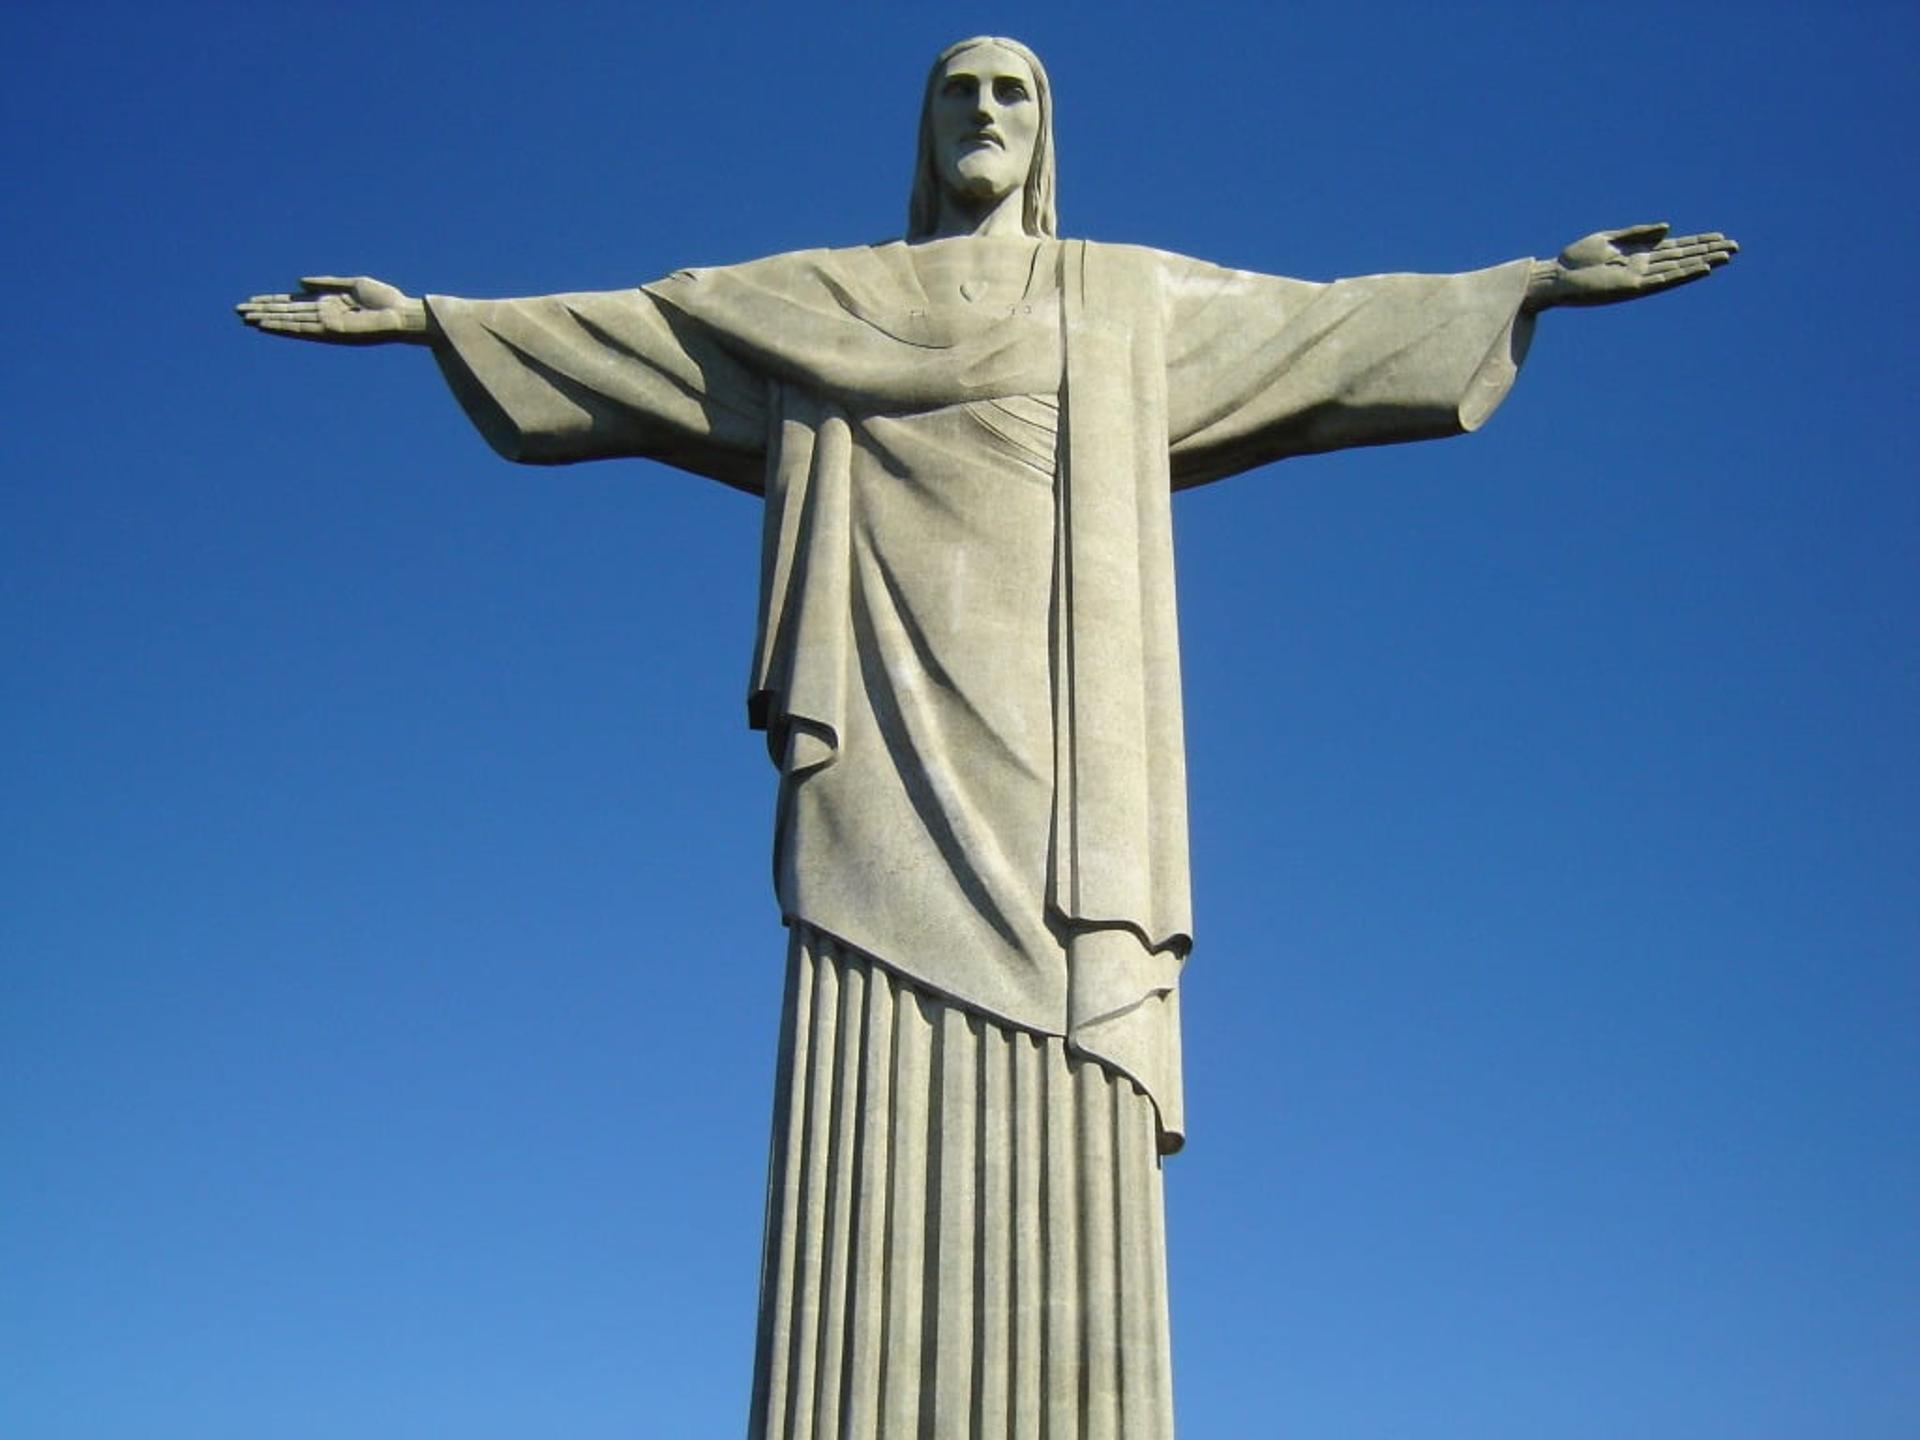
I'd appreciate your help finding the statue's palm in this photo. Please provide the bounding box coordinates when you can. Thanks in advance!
[1551,223,1737,306]
[236,275,421,343]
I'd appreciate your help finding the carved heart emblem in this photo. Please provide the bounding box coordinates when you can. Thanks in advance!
[959,278,987,303]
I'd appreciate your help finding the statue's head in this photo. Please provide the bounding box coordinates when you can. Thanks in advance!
[907,36,1057,240]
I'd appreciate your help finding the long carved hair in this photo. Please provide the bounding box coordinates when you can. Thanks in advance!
[906,36,1058,240]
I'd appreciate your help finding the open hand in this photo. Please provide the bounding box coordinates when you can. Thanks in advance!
[1530,224,1737,310]
[235,275,428,344]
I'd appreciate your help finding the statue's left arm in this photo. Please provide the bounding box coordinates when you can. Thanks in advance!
[1158,224,1735,489]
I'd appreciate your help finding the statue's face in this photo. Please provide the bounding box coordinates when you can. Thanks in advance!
[928,42,1041,210]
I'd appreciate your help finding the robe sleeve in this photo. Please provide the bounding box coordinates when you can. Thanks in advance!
[1157,253,1536,490]
[425,289,770,494]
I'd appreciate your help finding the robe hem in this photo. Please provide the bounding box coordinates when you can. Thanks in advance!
[779,914,1184,1153]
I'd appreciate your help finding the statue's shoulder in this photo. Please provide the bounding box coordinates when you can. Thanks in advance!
[1061,238,1249,282]
[649,243,934,328]
[1072,238,1177,261]
[1052,239,1235,299]
[692,242,918,286]
[650,244,915,315]
[661,244,851,282]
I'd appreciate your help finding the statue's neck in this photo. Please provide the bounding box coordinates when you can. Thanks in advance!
[930,187,1027,239]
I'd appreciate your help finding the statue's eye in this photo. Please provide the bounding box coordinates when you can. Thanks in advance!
[994,78,1029,104]
[942,77,972,99]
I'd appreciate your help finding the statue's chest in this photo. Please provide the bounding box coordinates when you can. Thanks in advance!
[909,240,1052,314]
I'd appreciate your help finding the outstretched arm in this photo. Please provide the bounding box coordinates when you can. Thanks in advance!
[235,279,772,487]
[1524,223,1737,313]
[235,275,431,344]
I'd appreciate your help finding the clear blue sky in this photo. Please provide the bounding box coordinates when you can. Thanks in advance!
[5,4,1915,1436]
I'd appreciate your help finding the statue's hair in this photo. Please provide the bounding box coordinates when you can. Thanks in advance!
[907,36,1057,240]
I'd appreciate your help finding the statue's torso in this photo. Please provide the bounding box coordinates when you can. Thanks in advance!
[777,247,1068,1022]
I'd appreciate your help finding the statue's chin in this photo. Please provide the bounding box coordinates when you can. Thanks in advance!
[942,161,1021,206]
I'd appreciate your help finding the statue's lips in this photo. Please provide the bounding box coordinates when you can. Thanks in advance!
[957,131,1004,151]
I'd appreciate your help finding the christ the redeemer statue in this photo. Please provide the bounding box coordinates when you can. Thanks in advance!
[238,36,1735,1440]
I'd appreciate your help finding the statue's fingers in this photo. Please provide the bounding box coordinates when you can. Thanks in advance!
[257,315,327,334]
[242,293,293,305]
[1661,245,1736,270]
[1648,239,1725,264]
[1654,243,1739,273]
[1644,253,1713,276]
[298,275,359,292]
[1649,259,1713,289]
[1655,232,1732,255]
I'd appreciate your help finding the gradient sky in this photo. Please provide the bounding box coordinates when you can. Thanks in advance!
[5,4,1916,1437]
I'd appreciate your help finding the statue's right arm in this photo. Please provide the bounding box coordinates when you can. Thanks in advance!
[237,274,770,488]
[235,276,432,345]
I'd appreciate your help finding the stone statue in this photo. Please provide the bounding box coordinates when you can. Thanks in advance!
[238,36,1735,1440]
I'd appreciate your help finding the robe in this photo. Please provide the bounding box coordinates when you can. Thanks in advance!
[426,239,1534,1151]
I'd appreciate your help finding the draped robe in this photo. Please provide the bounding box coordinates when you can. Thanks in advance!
[426,239,1535,1151]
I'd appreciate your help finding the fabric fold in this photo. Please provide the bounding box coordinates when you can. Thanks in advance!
[425,240,1536,1151]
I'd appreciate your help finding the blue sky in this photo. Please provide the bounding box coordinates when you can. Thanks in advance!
[5,3,1916,1436]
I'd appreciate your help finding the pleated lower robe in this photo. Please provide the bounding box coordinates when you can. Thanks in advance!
[749,927,1175,1440]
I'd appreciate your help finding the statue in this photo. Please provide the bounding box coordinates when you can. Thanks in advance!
[238,36,1735,1440]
